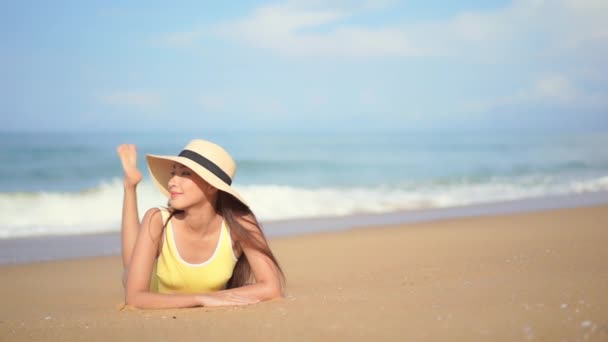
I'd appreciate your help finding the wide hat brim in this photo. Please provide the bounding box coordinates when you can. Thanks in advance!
[146,154,249,207]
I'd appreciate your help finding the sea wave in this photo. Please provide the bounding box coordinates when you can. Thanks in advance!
[1,175,607,239]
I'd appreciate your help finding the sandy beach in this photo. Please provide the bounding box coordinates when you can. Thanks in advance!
[1,204,607,341]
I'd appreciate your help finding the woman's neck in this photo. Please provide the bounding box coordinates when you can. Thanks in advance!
[181,202,220,236]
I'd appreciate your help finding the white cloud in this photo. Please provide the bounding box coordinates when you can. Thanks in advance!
[149,0,607,61]
[529,75,607,109]
[464,74,608,113]
[212,3,422,58]
[202,0,607,60]
[395,0,608,61]
[287,0,397,11]
[193,91,289,119]
[149,1,402,53]
[532,75,579,102]
[98,90,161,110]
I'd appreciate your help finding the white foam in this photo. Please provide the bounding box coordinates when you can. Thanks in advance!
[1,175,607,239]
[241,175,608,221]
[0,179,165,239]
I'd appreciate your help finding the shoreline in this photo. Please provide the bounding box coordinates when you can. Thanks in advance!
[1,190,608,265]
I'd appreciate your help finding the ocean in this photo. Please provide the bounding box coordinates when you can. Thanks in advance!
[1,130,608,239]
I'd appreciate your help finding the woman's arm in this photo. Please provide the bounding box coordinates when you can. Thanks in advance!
[121,182,140,270]
[117,144,143,270]
[198,215,283,306]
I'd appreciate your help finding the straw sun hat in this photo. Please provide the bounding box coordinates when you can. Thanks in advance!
[146,139,248,207]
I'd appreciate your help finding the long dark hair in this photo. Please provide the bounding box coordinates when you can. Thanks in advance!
[163,191,285,292]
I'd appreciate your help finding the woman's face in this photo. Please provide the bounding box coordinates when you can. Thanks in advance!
[167,163,217,210]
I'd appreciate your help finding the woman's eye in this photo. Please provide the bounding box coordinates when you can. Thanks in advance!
[182,171,191,176]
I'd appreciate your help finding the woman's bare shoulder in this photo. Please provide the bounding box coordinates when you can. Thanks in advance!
[141,207,166,241]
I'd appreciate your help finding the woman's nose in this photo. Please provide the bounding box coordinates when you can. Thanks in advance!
[168,174,178,188]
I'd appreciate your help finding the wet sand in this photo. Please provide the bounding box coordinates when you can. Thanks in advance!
[1,204,607,341]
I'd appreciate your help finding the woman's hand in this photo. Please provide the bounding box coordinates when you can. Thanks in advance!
[197,292,260,307]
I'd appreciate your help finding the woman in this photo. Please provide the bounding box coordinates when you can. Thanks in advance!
[117,139,284,309]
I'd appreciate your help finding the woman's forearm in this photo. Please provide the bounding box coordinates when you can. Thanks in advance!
[213,281,282,303]
[121,184,140,269]
[126,291,201,309]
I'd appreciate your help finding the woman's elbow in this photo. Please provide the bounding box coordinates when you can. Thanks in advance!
[125,291,144,308]
[125,292,135,307]
[260,282,282,301]
[267,288,282,301]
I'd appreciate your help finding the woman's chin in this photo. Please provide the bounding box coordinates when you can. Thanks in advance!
[169,200,185,210]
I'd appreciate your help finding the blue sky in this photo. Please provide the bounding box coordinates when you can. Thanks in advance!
[2,0,607,132]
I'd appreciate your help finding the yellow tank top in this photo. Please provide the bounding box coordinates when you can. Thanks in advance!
[149,208,238,294]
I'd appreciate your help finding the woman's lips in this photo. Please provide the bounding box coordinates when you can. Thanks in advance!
[170,192,182,199]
